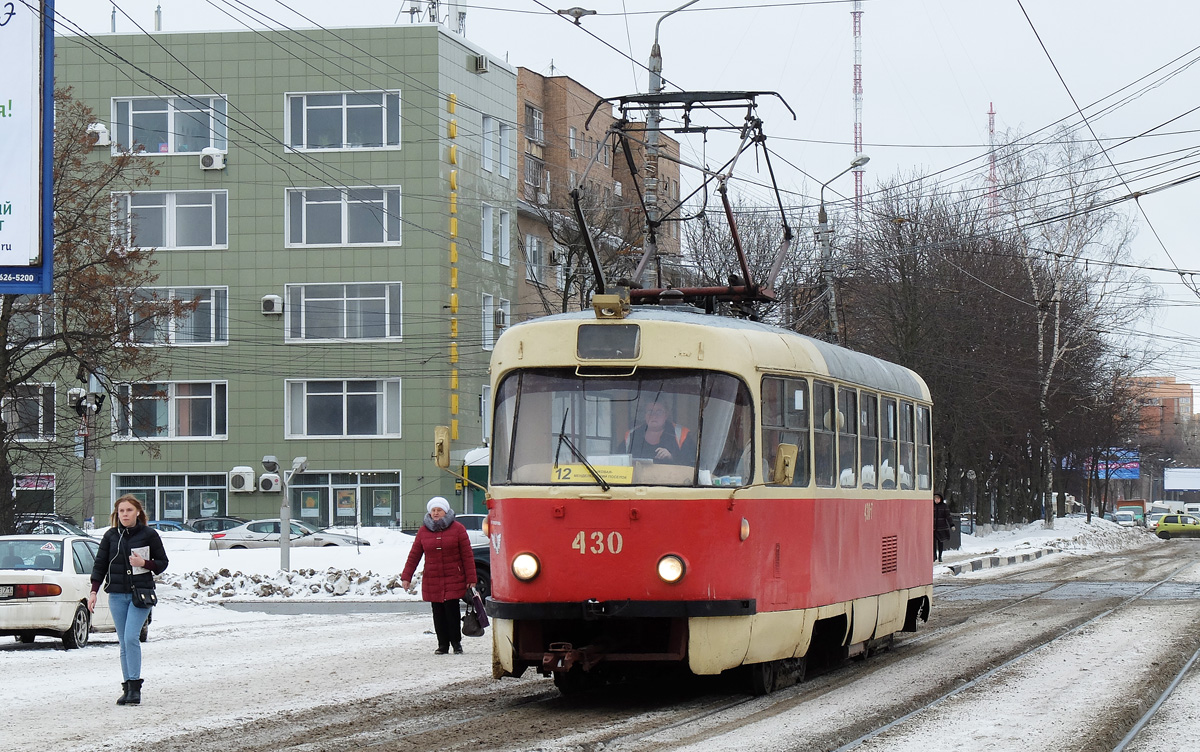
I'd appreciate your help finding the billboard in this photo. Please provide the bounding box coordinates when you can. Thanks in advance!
[1164,468,1200,491]
[1090,449,1140,480]
[0,1,53,293]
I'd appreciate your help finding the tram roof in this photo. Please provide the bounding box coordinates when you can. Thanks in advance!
[503,308,930,403]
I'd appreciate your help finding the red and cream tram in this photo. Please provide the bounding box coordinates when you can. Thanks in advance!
[481,301,933,693]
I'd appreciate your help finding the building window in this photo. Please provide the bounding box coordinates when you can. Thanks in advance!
[286,91,400,150]
[113,474,227,522]
[6,297,53,348]
[288,471,401,528]
[524,104,544,145]
[481,204,494,262]
[525,235,546,283]
[525,156,546,202]
[115,382,228,440]
[286,187,402,247]
[286,379,401,438]
[499,123,513,178]
[482,295,509,351]
[569,127,577,157]
[113,96,228,154]
[498,210,510,265]
[2,384,54,441]
[481,115,495,171]
[481,385,492,445]
[285,282,402,341]
[125,287,228,346]
[116,191,228,250]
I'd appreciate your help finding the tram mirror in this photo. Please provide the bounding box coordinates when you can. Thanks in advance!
[433,425,451,469]
[772,444,798,485]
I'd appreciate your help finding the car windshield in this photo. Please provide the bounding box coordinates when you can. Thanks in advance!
[492,368,753,488]
[0,540,64,570]
[1115,513,1134,521]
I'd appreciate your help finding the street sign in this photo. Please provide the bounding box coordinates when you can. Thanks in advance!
[0,1,53,293]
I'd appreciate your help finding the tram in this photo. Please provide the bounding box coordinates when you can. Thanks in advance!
[477,295,934,693]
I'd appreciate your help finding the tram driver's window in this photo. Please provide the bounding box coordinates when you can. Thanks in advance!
[760,376,809,487]
[813,381,836,488]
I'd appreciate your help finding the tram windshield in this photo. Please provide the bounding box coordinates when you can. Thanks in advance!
[492,369,753,488]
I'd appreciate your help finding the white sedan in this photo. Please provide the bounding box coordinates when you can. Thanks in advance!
[0,535,116,648]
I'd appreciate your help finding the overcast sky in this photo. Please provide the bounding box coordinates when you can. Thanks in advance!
[50,1,1200,391]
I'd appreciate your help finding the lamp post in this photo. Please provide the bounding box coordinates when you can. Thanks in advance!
[265,455,307,571]
[818,155,870,344]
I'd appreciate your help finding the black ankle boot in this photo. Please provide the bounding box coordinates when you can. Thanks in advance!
[126,679,143,705]
[116,681,130,705]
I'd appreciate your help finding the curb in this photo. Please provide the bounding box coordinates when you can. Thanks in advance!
[943,547,1061,575]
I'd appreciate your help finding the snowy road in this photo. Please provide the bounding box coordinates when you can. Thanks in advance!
[4,534,1199,751]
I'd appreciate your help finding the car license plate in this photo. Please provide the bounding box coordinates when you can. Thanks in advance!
[0,585,13,599]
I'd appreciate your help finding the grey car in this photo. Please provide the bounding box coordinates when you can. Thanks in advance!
[210,519,370,550]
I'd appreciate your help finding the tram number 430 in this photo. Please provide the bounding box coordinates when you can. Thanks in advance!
[571,531,624,554]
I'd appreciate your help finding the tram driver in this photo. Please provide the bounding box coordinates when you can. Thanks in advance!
[621,401,698,465]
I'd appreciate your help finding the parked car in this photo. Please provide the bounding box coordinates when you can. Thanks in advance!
[0,534,139,648]
[188,516,249,534]
[14,514,90,537]
[148,520,202,534]
[210,519,371,550]
[1113,511,1137,527]
[1147,513,1167,532]
[1156,514,1200,539]
[471,540,491,603]
[457,514,489,546]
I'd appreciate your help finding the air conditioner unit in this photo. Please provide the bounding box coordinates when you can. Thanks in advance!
[87,123,110,147]
[229,466,256,493]
[474,54,489,73]
[200,147,226,170]
[261,294,284,315]
[258,472,282,492]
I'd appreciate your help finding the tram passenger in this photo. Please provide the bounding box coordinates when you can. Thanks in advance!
[933,493,953,562]
[622,401,698,464]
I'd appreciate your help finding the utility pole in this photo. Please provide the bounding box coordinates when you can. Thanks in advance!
[818,156,869,344]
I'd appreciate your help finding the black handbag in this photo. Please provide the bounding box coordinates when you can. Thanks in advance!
[131,586,158,609]
[461,586,486,637]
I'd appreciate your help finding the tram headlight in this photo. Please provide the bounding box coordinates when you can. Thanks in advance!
[512,553,540,581]
[657,554,686,583]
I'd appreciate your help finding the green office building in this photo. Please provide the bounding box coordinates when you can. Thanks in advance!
[51,23,516,528]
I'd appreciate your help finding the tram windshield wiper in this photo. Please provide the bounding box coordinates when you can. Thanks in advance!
[554,409,611,491]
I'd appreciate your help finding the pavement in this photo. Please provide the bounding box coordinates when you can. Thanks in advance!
[937,547,1061,576]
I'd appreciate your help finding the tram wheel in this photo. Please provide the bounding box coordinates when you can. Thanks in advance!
[748,660,776,696]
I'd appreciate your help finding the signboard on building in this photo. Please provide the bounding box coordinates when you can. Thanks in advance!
[0,1,53,292]
[1090,449,1140,480]
[1165,467,1200,491]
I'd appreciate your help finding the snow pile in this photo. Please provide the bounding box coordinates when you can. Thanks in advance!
[958,516,1159,557]
[161,565,415,600]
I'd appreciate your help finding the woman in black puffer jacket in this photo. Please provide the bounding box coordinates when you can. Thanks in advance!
[88,494,168,706]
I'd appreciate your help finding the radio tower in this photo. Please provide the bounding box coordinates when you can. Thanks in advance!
[987,102,999,216]
[852,1,864,214]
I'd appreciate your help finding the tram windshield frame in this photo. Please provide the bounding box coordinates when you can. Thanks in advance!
[492,368,753,488]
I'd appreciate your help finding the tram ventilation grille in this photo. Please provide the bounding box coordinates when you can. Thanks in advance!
[881,535,898,574]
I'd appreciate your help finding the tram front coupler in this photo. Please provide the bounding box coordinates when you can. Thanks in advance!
[541,642,605,675]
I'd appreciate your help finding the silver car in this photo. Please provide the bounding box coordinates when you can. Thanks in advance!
[210,519,370,550]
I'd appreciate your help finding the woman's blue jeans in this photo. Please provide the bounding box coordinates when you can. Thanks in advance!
[108,592,151,681]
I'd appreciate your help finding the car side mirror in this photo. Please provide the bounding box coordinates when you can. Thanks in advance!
[771,444,798,485]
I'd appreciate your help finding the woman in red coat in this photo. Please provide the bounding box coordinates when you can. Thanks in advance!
[401,497,477,654]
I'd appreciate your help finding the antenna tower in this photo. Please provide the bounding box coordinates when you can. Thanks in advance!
[852,1,864,213]
[987,102,998,215]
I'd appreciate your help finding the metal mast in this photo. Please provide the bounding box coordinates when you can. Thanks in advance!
[852,0,865,212]
[987,102,998,216]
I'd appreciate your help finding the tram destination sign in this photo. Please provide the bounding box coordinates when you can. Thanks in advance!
[0,1,54,293]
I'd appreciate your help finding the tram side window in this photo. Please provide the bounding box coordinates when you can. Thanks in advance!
[838,388,858,487]
[860,392,879,489]
[899,401,915,490]
[916,405,932,490]
[761,376,810,487]
[813,381,837,488]
[880,397,897,489]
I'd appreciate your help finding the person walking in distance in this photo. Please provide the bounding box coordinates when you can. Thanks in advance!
[401,497,477,654]
[933,493,953,563]
[88,494,168,705]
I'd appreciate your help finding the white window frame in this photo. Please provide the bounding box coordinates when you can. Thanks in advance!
[6,296,53,349]
[115,191,228,250]
[285,90,401,151]
[126,286,229,346]
[498,210,511,266]
[112,95,228,154]
[285,378,402,439]
[481,384,492,446]
[569,127,577,157]
[285,187,402,247]
[481,204,494,262]
[2,384,54,442]
[499,123,513,178]
[284,282,403,342]
[525,104,544,144]
[525,235,545,284]
[482,293,495,351]
[481,115,495,172]
[115,381,228,441]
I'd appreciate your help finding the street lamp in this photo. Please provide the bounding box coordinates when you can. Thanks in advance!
[818,155,870,344]
[264,455,308,571]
